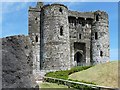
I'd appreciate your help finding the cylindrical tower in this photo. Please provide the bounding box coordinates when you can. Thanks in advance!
[91,10,110,65]
[40,4,70,70]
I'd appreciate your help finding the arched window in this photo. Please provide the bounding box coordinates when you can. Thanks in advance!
[36,36,38,42]
[60,26,63,36]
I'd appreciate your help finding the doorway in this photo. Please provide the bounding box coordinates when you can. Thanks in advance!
[74,51,83,66]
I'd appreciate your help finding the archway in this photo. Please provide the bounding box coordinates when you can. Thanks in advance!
[74,52,83,66]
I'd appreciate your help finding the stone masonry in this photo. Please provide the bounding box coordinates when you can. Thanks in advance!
[1,2,110,88]
[29,2,110,72]
[2,35,37,88]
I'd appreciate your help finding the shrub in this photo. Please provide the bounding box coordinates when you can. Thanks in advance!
[44,65,98,89]
[45,65,92,80]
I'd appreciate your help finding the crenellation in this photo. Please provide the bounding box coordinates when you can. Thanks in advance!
[68,10,94,19]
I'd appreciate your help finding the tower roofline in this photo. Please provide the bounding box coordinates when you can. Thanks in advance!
[41,3,68,10]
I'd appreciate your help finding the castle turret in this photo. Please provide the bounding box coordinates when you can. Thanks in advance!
[91,10,110,64]
[40,4,70,70]
[28,2,43,74]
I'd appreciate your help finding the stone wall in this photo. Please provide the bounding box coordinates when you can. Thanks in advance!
[40,4,70,70]
[29,5,41,75]
[28,2,110,71]
[2,35,37,88]
[68,14,93,66]
[91,11,110,64]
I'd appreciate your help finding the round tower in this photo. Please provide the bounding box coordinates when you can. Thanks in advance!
[40,4,70,70]
[91,10,110,64]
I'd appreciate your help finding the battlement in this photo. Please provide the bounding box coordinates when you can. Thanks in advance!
[42,3,68,10]
[68,10,94,19]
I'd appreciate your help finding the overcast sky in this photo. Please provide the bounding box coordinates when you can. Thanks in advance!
[1,2,119,60]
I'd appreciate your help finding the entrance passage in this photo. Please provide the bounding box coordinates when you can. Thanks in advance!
[74,52,83,66]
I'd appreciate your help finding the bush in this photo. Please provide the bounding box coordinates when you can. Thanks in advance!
[45,70,69,79]
[68,66,92,75]
[44,66,98,89]
[45,65,92,80]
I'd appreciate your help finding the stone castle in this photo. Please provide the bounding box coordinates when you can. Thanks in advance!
[2,2,110,88]
[29,2,110,72]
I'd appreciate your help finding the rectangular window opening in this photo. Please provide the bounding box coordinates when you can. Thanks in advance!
[79,34,81,39]
[100,51,103,57]
[95,32,98,40]
[60,26,63,36]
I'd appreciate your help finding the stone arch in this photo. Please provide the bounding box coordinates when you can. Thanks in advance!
[74,51,83,66]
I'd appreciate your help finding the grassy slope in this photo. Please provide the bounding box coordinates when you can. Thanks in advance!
[39,82,68,88]
[69,61,119,88]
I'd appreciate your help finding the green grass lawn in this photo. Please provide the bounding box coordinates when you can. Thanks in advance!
[69,61,119,88]
[39,82,68,88]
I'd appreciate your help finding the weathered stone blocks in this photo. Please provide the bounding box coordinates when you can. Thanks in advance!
[2,35,37,88]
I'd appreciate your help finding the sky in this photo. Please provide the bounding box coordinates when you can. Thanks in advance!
[1,2,119,60]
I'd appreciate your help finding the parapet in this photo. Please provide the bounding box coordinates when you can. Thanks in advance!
[94,10,108,19]
[68,10,108,22]
[68,10,94,19]
[42,3,68,10]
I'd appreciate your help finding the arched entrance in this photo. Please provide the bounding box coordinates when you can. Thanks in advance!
[74,52,83,66]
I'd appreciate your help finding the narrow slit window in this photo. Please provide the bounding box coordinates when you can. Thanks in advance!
[100,51,103,57]
[96,15,99,21]
[60,26,63,36]
[79,34,81,39]
[95,32,98,40]
[36,36,38,42]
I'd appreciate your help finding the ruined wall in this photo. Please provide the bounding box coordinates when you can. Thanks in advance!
[2,35,37,88]
[91,11,110,64]
[40,4,70,70]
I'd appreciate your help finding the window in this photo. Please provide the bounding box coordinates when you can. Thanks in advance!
[79,34,81,39]
[59,8,62,13]
[96,15,99,21]
[82,22,85,26]
[35,17,37,20]
[36,36,38,42]
[100,51,103,57]
[95,32,98,40]
[60,26,63,36]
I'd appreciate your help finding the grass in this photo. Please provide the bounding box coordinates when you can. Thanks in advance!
[39,82,68,88]
[45,66,92,80]
[69,61,119,88]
